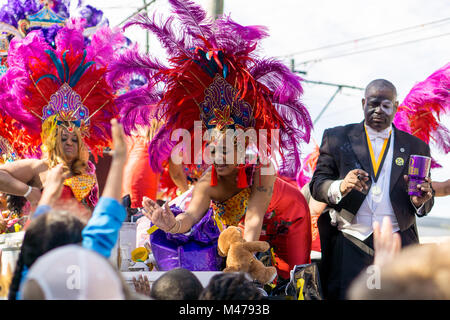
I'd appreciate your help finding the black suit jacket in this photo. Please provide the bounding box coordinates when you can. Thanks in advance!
[310,121,434,244]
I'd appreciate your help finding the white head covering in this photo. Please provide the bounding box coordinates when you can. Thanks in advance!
[23,245,125,300]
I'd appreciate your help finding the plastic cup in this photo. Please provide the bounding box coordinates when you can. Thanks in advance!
[408,155,431,196]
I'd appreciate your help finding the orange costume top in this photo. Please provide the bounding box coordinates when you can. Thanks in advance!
[59,161,99,210]
[122,135,160,207]
[212,176,312,279]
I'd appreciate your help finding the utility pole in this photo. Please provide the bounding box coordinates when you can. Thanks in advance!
[143,0,149,53]
[211,0,224,19]
[312,86,342,125]
[290,58,307,75]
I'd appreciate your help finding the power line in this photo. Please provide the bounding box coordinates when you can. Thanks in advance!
[302,79,364,91]
[295,31,450,66]
[115,0,156,27]
[313,86,341,125]
[281,17,450,58]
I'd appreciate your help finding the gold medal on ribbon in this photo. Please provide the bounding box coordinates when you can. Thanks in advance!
[371,185,382,196]
[365,125,392,182]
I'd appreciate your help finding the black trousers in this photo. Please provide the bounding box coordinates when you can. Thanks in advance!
[326,231,374,300]
[318,213,420,300]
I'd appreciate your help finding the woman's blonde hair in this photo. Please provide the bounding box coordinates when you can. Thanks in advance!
[41,117,89,175]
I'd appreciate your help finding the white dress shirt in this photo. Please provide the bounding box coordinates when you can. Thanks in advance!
[327,124,400,241]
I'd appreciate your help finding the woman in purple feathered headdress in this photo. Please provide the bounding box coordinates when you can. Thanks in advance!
[0,0,108,50]
[109,0,313,280]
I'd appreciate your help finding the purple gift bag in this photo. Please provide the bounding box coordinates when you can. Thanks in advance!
[150,205,224,271]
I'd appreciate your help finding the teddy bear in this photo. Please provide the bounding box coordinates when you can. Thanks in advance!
[218,226,277,284]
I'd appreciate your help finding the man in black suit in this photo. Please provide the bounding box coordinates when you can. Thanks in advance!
[310,79,434,300]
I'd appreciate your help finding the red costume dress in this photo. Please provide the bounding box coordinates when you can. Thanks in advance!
[212,176,312,279]
[60,161,99,210]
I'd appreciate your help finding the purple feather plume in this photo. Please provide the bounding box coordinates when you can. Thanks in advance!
[124,13,191,57]
[0,30,52,134]
[54,18,86,53]
[168,0,213,43]
[106,44,166,90]
[213,15,269,55]
[0,0,41,28]
[117,86,162,135]
[250,58,311,178]
[86,26,125,69]
[79,5,106,28]
[148,123,177,172]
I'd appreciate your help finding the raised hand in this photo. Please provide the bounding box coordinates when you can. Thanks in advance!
[373,216,401,267]
[133,274,151,297]
[110,118,127,160]
[142,196,177,233]
[102,119,128,201]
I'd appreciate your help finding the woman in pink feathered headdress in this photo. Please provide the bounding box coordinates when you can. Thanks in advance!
[393,63,450,197]
[0,20,125,214]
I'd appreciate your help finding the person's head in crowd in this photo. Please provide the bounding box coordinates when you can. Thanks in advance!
[21,245,125,300]
[8,209,85,300]
[362,79,399,132]
[199,272,264,300]
[150,268,203,300]
[348,242,450,300]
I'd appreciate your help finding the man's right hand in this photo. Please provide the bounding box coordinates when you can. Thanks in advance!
[340,169,370,196]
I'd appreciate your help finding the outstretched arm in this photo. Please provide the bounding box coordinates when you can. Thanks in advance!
[0,159,45,206]
[432,179,450,197]
[142,175,212,233]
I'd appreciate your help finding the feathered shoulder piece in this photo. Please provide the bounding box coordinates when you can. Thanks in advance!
[108,0,312,178]
[0,20,125,159]
[394,63,449,166]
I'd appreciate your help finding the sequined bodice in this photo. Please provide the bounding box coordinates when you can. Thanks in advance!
[211,187,251,226]
[63,173,97,202]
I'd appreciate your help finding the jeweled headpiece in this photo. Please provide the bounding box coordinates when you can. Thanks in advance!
[108,0,313,180]
[0,22,125,159]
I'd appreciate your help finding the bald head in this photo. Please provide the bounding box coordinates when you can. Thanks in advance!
[364,79,397,99]
[362,79,399,131]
